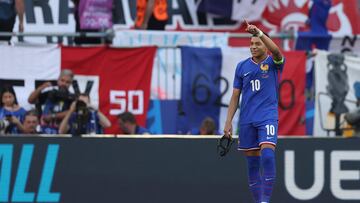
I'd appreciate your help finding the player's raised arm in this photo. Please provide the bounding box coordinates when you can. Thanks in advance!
[244,19,283,63]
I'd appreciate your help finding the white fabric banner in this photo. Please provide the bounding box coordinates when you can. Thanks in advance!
[314,50,360,136]
[0,44,61,110]
[12,0,76,44]
[329,35,360,55]
[231,0,268,21]
[113,30,229,47]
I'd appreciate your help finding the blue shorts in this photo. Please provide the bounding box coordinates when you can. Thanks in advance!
[237,120,278,151]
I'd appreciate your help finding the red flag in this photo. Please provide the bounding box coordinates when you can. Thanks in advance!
[279,51,306,135]
[61,46,156,133]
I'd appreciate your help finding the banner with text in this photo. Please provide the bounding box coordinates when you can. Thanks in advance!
[1,137,359,202]
[10,0,359,44]
[61,46,156,134]
[0,45,155,134]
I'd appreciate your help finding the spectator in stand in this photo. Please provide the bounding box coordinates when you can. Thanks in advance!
[135,0,168,30]
[190,117,218,135]
[0,85,26,134]
[59,94,111,135]
[21,110,42,134]
[71,0,113,45]
[72,0,100,44]
[10,109,42,134]
[117,112,150,134]
[199,117,218,135]
[28,69,75,134]
[0,0,25,42]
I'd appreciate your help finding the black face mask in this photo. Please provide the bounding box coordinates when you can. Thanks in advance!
[217,135,234,157]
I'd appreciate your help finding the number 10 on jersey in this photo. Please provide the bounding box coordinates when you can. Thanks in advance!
[266,124,275,135]
[250,79,260,91]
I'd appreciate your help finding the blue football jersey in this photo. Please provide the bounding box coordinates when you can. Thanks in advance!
[233,55,285,124]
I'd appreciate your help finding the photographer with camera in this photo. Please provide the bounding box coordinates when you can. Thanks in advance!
[0,85,26,134]
[28,69,75,134]
[59,94,111,135]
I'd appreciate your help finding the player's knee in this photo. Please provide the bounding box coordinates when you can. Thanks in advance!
[246,156,260,170]
[261,148,275,169]
[260,143,275,150]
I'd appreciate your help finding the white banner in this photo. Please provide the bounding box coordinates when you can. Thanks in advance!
[329,35,360,55]
[113,30,229,47]
[231,0,268,21]
[11,0,242,44]
[314,50,360,136]
[0,44,61,110]
[13,0,76,44]
[0,44,102,111]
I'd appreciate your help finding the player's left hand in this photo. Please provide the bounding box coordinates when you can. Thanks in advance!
[223,121,233,139]
[244,19,260,36]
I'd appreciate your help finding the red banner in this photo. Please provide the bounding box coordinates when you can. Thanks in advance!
[279,51,306,135]
[61,46,156,133]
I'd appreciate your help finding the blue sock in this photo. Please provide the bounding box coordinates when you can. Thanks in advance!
[246,156,261,203]
[261,148,276,203]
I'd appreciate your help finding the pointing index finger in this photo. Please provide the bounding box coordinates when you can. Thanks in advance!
[244,19,249,26]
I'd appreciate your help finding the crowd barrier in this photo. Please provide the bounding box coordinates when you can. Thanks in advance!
[0,135,359,203]
[0,31,293,45]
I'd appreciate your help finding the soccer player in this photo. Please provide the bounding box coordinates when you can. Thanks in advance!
[224,20,285,203]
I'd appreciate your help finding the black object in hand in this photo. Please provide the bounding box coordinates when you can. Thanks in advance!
[217,134,234,157]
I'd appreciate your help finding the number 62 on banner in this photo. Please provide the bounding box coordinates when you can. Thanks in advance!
[109,90,144,115]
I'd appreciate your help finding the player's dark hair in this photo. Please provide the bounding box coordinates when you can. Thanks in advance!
[0,85,19,107]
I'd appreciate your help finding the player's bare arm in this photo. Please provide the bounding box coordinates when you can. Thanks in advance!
[244,19,283,62]
[224,88,241,137]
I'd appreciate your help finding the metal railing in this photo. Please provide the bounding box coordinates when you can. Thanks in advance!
[0,30,295,45]
[0,30,115,45]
